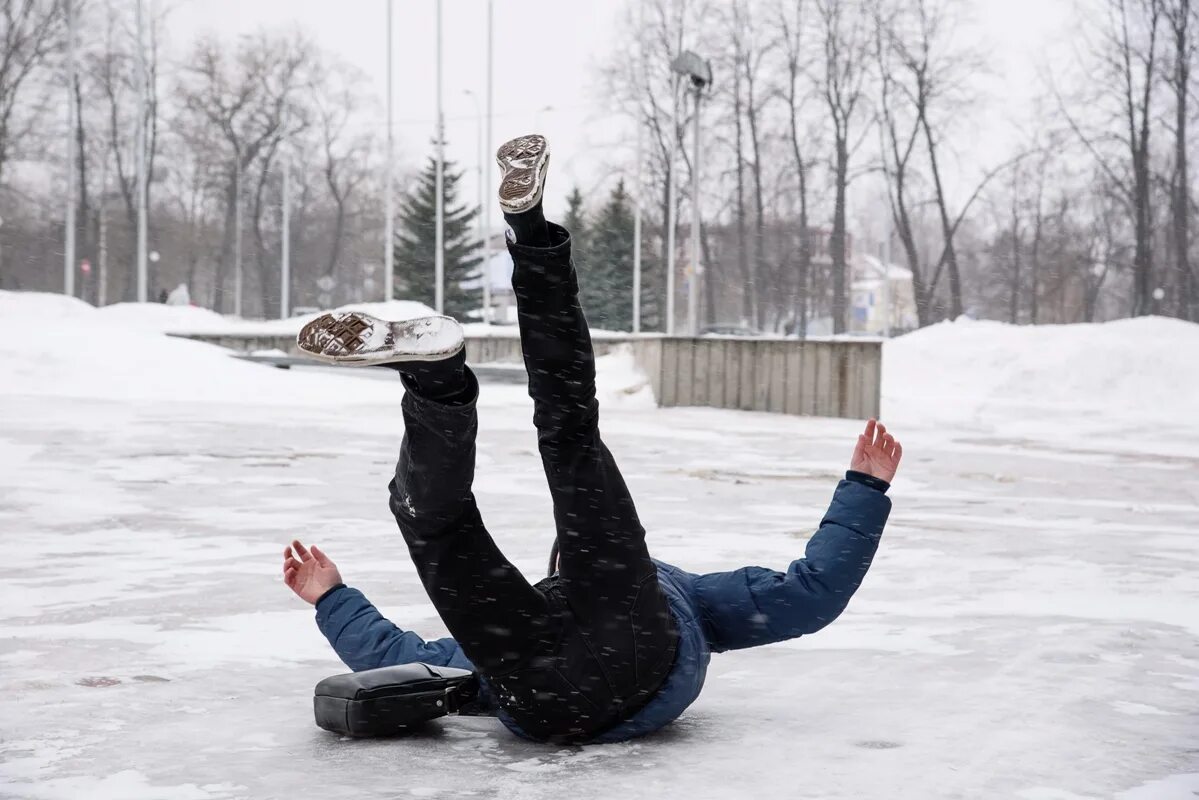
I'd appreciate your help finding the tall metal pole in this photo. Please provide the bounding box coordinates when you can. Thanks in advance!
[465,90,483,322]
[98,157,108,307]
[664,92,678,335]
[632,115,643,334]
[281,116,291,319]
[881,213,892,338]
[234,154,243,316]
[688,85,702,336]
[482,0,493,324]
[135,0,148,302]
[632,5,645,334]
[64,0,76,298]
[433,0,445,315]
[383,0,395,302]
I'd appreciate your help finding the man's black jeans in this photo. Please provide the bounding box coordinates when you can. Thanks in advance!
[388,222,679,742]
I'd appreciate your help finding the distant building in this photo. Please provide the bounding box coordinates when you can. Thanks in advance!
[850,254,917,336]
[460,234,517,324]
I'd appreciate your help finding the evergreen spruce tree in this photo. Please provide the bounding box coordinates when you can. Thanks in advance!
[637,226,664,333]
[393,154,481,320]
[580,180,637,331]
[562,186,589,291]
[562,186,588,245]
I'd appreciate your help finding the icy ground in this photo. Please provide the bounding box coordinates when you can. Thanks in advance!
[1,293,1197,799]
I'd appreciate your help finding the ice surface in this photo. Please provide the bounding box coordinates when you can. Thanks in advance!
[1,292,1197,799]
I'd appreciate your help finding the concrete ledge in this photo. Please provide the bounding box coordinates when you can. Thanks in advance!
[173,331,880,419]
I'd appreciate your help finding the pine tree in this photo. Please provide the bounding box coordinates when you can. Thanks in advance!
[579,180,638,331]
[562,186,588,245]
[562,186,589,291]
[393,154,481,320]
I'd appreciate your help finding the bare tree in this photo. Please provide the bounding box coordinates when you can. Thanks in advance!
[1163,0,1195,319]
[778,0,817,336]
[876,2,930,324]
[731,0,774,329]
[177,31,313,314]
[89,0,164,299]
[0,0,61,188]
[723,4,753,324]
[313,63,372,283]
[816,0,873,333]
[1059,0,1161,316]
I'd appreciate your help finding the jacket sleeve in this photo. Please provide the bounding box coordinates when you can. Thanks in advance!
[694,477,890,652]
[313,585,471,672]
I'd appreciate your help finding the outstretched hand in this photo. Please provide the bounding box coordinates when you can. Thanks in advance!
[850,418,902,484]
[283,540,343,605]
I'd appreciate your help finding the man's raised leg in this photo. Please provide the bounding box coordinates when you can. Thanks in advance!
[296,310,554,676]
[498,134,678,704]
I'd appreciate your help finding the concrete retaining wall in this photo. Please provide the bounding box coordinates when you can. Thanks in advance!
[631,337,881,419]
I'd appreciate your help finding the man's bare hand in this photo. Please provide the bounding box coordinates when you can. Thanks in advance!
[850,418,902,484]
[282,540,343,605]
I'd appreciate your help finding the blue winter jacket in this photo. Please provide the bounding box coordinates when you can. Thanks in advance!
[314,474,891,743]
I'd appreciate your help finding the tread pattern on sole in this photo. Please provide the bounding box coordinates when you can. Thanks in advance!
[299,313,386,358]
[496,134,549,213]
[296,312,464,365]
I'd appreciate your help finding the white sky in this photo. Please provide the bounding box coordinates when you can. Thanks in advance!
[165,0,1076,234]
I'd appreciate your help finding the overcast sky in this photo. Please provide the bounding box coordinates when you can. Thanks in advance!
[165,0,1076,234]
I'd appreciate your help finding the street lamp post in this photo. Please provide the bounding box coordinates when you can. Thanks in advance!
[64,0,76,299]
[135,0,149,302]
[234,152,243,316]
[384,0,395,303]
[632,3,646,334]
[434,0,445,315]
[665,106,677,335]
[281,110,291,319]
[465,89,486,323]
[633,113,643,334]
[670,51,712,337]
[484,0,493,323]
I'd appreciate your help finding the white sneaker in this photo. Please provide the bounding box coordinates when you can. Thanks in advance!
[496,134,550,215]
[296,312,464,367]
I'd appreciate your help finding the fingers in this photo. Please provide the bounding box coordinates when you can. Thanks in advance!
[864,418,877,444]
[875,422,887,447]
[283,566,298,588]
[310,545,331,568]
[892,440,903,465]
[852,433,866,464]
[291,540,312,562]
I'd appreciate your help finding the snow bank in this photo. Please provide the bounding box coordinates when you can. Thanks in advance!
[6,290,1191,433]
[95,302,229,334]
[883,315,1194,429]
[0,292,395,406]
[0,292,642,409]
[127,299,439,337]
[594,345,656,409]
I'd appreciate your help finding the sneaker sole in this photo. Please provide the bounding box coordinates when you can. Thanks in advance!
[296,312,465,367]
[496,134,550,215]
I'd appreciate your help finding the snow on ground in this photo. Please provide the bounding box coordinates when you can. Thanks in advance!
[1,292,1197,799]
[884,316,1193,456]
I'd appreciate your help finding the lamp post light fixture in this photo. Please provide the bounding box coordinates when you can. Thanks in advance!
[670,50,712,337]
